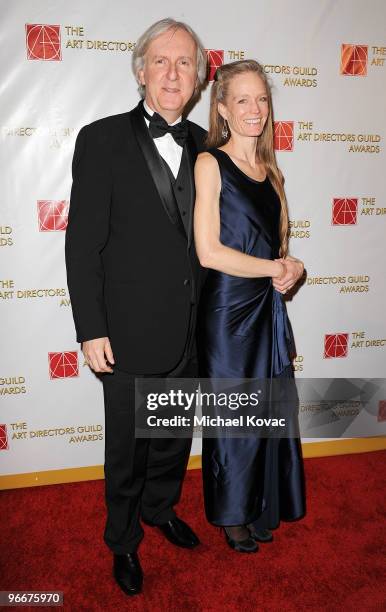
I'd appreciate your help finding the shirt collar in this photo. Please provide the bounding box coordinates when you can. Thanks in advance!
[143,100,182,126]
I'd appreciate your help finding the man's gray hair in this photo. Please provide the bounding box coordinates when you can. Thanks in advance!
[132,18,207,97]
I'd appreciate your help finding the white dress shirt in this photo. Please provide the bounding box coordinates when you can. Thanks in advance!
[143,100,183,179]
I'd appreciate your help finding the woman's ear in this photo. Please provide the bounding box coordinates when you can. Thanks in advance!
[218,102,228,121]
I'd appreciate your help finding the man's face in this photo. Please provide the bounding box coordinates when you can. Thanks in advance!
[138,27,198,122]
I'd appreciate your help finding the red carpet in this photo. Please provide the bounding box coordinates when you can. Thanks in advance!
[1,451,385,611]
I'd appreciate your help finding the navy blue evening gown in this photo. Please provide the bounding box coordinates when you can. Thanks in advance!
[198,148,306,527]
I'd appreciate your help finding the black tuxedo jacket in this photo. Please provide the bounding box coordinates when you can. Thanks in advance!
[65,101,207,374]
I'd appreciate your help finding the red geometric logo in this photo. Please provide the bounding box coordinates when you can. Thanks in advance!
[332,198,358,225]
[274,121,294,151]
[205,49,224,81]
[324,334,349,359]
[37,200,69,231]
[0,425,9,451]
[340,44,368,76]
[26,24,62,61]
[48,352,79,379]
[378,401,386,422]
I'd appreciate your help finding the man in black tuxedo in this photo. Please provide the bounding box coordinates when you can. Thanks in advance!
[65,19,207,596]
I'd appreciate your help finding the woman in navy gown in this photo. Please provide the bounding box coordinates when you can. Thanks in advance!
[194,60,306,552]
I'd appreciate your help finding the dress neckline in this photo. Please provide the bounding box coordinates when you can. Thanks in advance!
[215,148,268,184]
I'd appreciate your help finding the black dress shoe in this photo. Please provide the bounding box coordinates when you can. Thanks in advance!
[223,528,259,553]
[156,517,200,548]
[247,525,274,543]
[113,552,143,596]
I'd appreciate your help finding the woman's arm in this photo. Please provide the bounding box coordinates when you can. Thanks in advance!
[194,152,285,279]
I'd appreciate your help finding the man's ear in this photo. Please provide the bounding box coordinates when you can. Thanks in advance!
[138,69,145,86]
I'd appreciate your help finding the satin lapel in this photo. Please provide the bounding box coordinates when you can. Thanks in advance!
[184,129,198,248]
[130,103,186,238]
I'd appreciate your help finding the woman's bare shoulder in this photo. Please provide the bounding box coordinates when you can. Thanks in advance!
[195,151,219,171]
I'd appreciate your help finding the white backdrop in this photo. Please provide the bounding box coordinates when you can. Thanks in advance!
[1,0,386,484]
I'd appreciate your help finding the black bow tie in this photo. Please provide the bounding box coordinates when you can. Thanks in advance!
[142,104,188,146]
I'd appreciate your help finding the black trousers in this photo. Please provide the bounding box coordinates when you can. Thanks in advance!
[101,355,198,553]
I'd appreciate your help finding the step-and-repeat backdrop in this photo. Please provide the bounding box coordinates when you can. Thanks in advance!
[1,0,386,486]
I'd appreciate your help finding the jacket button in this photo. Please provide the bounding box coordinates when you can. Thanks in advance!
[182,210,187,216]
[177,186,183,191]
[183,279,190,286]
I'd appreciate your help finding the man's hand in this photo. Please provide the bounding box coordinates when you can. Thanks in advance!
[82,337,115,373]
[272,256,304,294]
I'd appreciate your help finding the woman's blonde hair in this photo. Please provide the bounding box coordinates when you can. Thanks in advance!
[207,59,289,257]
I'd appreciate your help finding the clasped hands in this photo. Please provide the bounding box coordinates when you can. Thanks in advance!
[272,255,304,294]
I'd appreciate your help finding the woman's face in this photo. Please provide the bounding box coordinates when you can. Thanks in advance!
[218,71,269,139]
